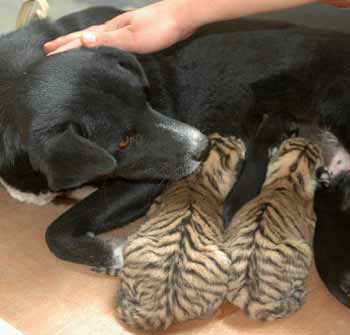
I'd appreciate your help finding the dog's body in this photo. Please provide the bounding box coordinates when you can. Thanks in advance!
[314,173,350,308]
[223,112,298,226]
[1,7,350,273]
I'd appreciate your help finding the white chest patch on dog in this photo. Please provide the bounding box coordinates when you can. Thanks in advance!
[0,177,57,206]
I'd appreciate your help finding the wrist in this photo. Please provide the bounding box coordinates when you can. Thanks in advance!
[170,0,203,41]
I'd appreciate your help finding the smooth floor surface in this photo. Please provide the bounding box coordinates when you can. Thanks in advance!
[0,188,350,335]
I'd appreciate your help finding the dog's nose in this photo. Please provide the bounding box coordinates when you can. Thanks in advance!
[193,136,210,161]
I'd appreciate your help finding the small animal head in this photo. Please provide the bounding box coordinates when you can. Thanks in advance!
[198,133,246,198]
[265,137,324,199]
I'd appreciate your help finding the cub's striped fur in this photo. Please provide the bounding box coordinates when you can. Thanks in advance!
[116,134,245,330]
[225,137,324,321]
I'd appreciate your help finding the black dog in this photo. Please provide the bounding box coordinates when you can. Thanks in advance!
[2,6,350,283]
[223,112,298,226]
[0,7,209,195]
[314,172,350,308]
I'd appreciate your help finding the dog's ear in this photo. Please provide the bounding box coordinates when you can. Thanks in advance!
[29,123,116,191]
[118,53,149,88]
[98,47,149,88]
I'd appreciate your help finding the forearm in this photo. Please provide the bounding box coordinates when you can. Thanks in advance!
[44,0,323,54]
[174,0,317,31]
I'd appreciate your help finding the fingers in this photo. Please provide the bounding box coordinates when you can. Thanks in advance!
[43,10,135,54]
[47,27,139,55]
[43,24,108,54]
[44,32,80,53]
[105,11,133,29]
[81,28,138,52]
[47,38,83,56]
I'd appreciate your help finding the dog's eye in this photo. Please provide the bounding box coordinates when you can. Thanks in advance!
[119,135,131,149]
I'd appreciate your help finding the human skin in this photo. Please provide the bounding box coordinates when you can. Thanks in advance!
[43,0,319,54]
[43,0,349,54]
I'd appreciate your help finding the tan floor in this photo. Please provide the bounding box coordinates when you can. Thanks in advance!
[0,188,350,335]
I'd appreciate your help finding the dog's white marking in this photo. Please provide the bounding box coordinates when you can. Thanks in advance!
[91,238,127,277]
[0,178,96,206]
[108,238,127,270]
[112,245,125,269]
[268,146,279,159]
[0,177,57,206]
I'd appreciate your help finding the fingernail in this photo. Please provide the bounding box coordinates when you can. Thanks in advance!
[82,31,97,45]
[43,43,51,52]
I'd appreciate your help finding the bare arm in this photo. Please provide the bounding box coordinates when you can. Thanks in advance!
[183,0,317,27]
[44,0,323,54]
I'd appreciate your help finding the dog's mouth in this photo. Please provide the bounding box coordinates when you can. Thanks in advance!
[114,156,203,181]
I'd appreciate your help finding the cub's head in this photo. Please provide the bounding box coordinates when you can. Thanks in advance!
[265,137,324,198]
[197,133,246,198]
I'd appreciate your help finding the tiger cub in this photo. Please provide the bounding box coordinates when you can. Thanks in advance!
[225,137,324,321]
[116,134,245,331]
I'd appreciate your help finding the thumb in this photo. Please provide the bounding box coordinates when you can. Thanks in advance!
[81,28,137,52]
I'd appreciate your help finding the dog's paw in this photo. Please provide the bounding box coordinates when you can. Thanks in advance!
[91,265,121,277]
[91,236,127,275]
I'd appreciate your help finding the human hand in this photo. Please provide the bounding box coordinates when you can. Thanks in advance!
[321,0,350,7]
[44,1,196,55]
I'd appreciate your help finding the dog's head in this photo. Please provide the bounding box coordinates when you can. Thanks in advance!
[16,48,209,191]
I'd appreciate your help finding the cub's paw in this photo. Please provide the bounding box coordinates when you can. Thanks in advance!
[91,236,127,276]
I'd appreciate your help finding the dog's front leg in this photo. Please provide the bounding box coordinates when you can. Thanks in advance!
[45,178,165,268]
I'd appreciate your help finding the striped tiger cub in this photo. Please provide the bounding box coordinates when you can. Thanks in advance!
[116,134,245,331]
[225,137,324,321]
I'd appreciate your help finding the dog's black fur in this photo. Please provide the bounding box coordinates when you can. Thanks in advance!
[0,7,209,194]
[1,7,350,299]
[223,112,298,226]
[314,173,350,307]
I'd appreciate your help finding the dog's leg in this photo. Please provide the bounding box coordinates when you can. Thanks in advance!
[90,236,127,276]
[45,178,165,267]
[314,172,350,307]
